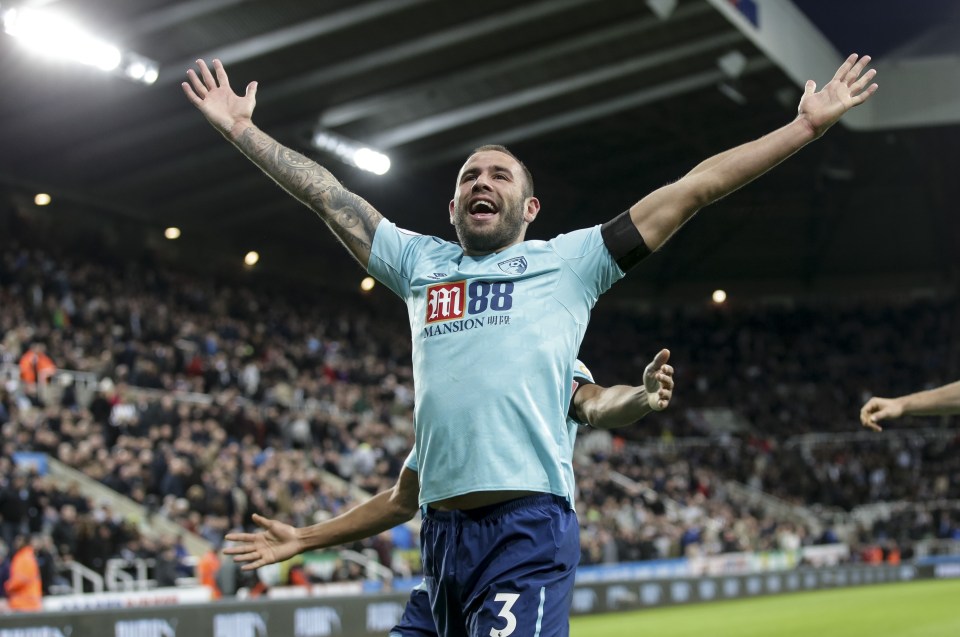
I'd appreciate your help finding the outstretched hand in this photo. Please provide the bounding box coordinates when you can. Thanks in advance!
[859,396,903,432]
[223,513,303,571]
[643,348,674,411]
[182,58,258,138]
[798,53,878,137]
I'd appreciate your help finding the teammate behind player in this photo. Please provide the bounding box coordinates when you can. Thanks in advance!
[861,379,960,431]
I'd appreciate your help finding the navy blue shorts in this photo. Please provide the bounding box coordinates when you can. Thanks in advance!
[389,585,436,637]
[420,493,579,637]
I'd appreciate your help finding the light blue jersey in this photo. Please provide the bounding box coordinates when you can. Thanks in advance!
[403,359,597,507]
[369,220,622,506]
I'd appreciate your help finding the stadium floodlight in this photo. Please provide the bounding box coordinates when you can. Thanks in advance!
[313,129,391,176]
[0,4,159,85]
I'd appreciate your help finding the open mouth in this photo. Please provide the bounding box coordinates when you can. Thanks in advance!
[469,199,499,219]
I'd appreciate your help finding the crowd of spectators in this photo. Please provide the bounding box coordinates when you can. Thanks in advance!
[1,233,958,598]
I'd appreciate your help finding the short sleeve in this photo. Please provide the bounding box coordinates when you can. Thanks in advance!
[403,447,418,473]
[572,359,596,386]
[548,226,625,301]
[569,359,596,424]
[368,219,426,299]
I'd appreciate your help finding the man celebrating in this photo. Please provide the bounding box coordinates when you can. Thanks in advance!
[224,352,675,636]
[184,53,876,636]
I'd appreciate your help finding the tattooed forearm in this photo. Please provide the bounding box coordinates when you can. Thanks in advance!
[234,125,383,265]
[322,185,380,255]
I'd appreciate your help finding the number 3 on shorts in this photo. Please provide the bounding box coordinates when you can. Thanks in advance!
[489,593,520,637]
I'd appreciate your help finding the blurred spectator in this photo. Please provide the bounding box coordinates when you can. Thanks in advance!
[4,535,42,612]
[197,544,222,600]
[153,544,180,588]
[18,342,56,406]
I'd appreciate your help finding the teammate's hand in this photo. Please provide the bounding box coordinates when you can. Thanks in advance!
[859,396,903,432]
[643,349,674,411]
[797,53,878,137]
[224,513,303,571]
[182,59,257,139]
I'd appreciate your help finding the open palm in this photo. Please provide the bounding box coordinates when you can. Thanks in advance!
[224,513,303,571]
[798,54,878,137]
[182,59,257,137]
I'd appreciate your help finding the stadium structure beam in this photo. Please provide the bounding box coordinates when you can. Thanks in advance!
[124,0,252,37]
[254,0,598,104]
[201,57,775,228]
[411,57,775,169]
[156,0,434,87]
[707,0,960,130]
[64,0,596,169]
[318,2,715,129]
[369,30,747,149]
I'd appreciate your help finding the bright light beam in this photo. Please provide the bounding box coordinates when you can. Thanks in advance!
[313,130,391,176]
[1,5,158,84]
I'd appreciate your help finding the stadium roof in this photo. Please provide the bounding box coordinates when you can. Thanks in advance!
[1,0,958,302]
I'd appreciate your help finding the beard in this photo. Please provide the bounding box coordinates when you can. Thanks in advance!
[452,197,526,254]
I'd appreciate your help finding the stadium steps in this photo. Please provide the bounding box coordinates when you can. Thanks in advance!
[47,455,213,556]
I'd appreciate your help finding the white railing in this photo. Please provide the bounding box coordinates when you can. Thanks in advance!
[106,558,155,592]
[722,480,824,538]
[914,538,960,559]
[63,560,104,595]
[340,549,394,582]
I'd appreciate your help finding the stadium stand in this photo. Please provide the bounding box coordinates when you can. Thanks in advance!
[2,232,957,600]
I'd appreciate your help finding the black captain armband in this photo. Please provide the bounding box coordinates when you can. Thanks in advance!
[601,210,651,272]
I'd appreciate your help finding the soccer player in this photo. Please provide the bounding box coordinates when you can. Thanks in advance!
[184,53,876,636]
[860,380,960,431]
[224,352,675,636]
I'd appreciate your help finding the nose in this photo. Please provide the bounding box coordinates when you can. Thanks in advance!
[471,173,492,191]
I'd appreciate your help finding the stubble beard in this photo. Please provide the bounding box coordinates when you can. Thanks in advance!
[453,198,526,254]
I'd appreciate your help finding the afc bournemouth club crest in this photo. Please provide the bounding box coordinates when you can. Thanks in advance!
[497,256,528,275]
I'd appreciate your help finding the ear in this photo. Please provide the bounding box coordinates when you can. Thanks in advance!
[523,196,541,224]
[449,198,456,225]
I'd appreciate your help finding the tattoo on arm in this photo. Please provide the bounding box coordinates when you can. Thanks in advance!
[235,127,384,265]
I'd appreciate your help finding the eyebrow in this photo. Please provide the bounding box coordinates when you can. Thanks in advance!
[461,164,514,178]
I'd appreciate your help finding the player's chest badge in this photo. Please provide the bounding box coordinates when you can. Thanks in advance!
[497,256,528,275]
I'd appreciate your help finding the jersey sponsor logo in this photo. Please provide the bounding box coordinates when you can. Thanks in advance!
[426,282,466,323]
[427,272,447,279]
[497,256,527,275]
[424,280,515,331]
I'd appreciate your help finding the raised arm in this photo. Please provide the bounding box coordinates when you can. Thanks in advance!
[224,466,420,571]
[182,59,383,267]
[575,349,674,429]
[629,54,878,251]
[860,380,960,432]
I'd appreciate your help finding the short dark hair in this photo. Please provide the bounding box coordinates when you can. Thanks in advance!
[470,144,534,198]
